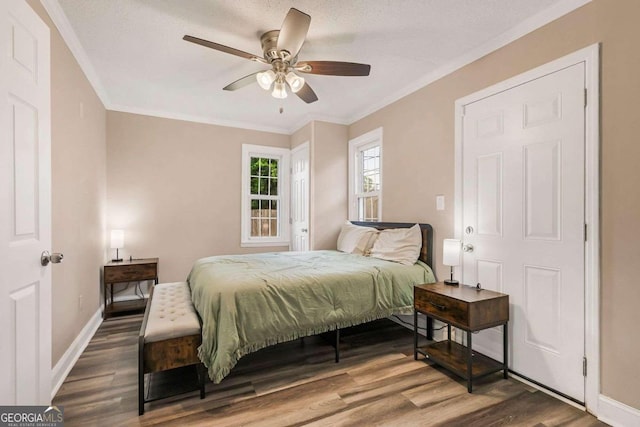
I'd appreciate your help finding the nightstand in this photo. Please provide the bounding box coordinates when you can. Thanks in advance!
[414,282,509,392]
[104,258,158,319]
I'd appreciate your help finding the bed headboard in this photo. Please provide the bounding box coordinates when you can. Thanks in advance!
[350,221,434,268]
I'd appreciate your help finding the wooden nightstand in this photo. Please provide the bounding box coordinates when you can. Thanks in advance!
[104,258,158,319]
[414,282,509,392]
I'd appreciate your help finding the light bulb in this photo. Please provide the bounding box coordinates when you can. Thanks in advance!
[285,71,305,93]
[272,81,288,99]
[256,69,276,90]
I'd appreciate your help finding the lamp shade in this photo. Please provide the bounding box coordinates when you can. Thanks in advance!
[110,229,124,249]
[285,71,305,93]
[256,70,276,90]
[442,239,461,267]
[272,81,288,99]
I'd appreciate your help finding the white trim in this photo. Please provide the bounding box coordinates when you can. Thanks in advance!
[39,0,111,108]
[51,308,102,399]
[348,128,383,221]
[290,142,310,251]
[289,114,350,135]
[582,43,601,415]
[454,44,600,412]
[598,395,640,427]
[109,104,291,136]
[240,144,290,247]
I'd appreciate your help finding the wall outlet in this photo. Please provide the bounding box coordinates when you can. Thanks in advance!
[436,194,445,211]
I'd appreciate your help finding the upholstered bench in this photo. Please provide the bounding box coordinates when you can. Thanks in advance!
[138,282,206,415]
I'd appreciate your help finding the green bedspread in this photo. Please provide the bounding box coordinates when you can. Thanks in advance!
[187,250,436,383]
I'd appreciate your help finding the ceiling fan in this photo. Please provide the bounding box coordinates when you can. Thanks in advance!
[183,8,371,104]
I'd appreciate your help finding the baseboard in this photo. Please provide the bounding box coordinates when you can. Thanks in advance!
[51,308,103,399]
[598,394,640,427]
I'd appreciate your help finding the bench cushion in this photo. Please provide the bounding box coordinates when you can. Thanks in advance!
[144,282,200,343]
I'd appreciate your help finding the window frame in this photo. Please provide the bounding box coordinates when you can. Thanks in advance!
[348,127,383,221]
[241,144,290,247]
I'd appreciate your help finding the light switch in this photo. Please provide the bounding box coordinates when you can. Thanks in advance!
[436,195,445,211]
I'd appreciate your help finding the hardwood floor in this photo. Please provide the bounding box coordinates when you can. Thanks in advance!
[53,315,606,426]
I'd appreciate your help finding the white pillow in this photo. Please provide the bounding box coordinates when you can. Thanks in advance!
[337,222,379,255]
[370,224,422,265]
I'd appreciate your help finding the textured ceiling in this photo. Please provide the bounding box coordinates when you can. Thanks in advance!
[56,0,572,133]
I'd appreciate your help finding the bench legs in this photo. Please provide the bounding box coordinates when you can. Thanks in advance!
[197,363,206,399]
[138,336,145,416]
[139,363,207,415]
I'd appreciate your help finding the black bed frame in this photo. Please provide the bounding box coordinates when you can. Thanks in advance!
[321,221,436,358]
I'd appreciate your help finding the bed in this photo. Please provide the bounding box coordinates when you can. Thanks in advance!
[187,222,436,383]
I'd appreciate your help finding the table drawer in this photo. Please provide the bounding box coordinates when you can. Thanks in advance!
[105,263,157,283]
[415,290,468,327]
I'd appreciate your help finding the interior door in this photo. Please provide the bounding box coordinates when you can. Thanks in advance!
[461,63,585,401]
[290,143,309,251]
[0,1,52,404]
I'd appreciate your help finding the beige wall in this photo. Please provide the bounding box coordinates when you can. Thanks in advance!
[290,122,311,149]
[350,0,640,410]
[290,121,348,250]
[27,1,107,367]
[29,0,640,410]
[310,122,349,249]
[106,112,290,282]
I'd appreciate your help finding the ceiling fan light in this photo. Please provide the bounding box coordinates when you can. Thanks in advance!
[272,81,288,99]
[256,69,276,90]
[285,71,305,93]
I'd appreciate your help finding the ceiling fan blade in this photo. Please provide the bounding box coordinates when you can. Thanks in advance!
[295,82,318,104]
[223,72,259,91]
[183,35,266,63]
[296,61,371,76]
[277,8,311,58]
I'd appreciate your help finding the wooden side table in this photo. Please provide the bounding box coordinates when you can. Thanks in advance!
[103,258,158,319]
[414,282,509,392]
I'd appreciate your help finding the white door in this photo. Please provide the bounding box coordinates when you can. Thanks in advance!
[461,63,585,401]
[0,1,52,405]
[290,143,309,251]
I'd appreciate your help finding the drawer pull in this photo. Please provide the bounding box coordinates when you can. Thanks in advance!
[428,300,446,310]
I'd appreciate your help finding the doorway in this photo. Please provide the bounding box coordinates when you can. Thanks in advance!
[290,142,310,251]
[454,45,600,408]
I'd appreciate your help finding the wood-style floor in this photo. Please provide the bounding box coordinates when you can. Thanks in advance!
[53,315,606,426]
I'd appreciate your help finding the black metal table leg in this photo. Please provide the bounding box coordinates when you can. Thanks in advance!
[467,330,473,393]
[413,310,418,360]
[503,322,509,379]
[426,316,433,340]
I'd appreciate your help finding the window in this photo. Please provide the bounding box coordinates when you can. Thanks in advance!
[241,144,290,247]
[348,128,382,221]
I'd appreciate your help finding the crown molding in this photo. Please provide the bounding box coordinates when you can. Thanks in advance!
[40,0,591,136]
[288,113,350,134]
[346,0,592,124]
[40,0,111,108]
[108,104,291,135]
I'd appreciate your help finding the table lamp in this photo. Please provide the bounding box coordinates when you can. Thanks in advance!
[443,238,461,285]
[110,229,124,262]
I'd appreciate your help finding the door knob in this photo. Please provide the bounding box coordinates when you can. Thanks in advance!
[41,251,64,266]
[462,244,474,253]
[301,228,308,232]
